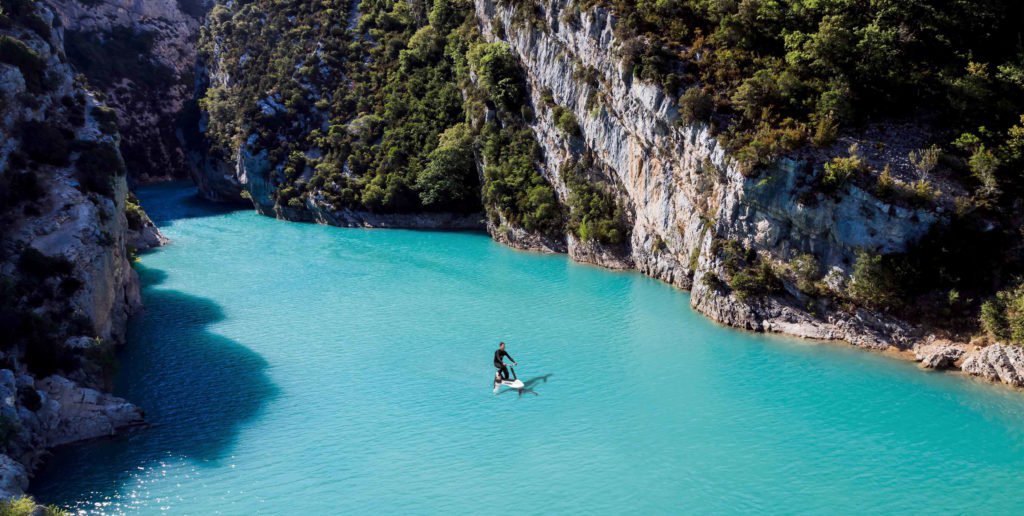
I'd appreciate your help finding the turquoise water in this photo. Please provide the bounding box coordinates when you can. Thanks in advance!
[32,183,1024,513]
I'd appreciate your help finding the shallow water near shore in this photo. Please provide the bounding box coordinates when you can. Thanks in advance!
[33,182,1024,513]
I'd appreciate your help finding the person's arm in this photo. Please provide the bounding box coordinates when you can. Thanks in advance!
[505,351,516,364]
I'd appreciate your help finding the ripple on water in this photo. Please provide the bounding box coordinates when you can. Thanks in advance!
[31,183,1024,513]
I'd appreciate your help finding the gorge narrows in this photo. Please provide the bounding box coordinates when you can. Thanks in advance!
[2,0,1024,511]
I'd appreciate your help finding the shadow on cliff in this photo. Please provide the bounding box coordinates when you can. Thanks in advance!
[32,263,279,502]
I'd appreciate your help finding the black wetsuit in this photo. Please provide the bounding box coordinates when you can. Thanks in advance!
[494,349,515,380]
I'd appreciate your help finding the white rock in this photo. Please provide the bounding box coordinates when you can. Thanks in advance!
[0,455,28,500]
[961,344,1024,387]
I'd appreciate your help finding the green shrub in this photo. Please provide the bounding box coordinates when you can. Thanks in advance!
[848,250,913,310]
[980,283,1024,345]
[790,253,821,294]
[553,105,581,137]
[710,239,781,301]
[125,194,146,230]
[811,114,838,147]
[821,144,866,193]
[416,123,477,209]
[0,496,68,516]
[562,156,628,245]
[730,261,782,301]
[75,142,124,196]
[0,35,46,93]
[678,86,713,124]
[481,125,562,235]
[467,41,526,110]
[19,121,70,166]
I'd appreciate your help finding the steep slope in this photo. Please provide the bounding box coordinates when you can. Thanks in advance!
[45,0,209,182]
[190,0,1024,385]
[0,0,164,498]
[473,0,941,346]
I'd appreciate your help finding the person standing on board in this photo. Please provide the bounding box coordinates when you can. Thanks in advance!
[493,342,516,380]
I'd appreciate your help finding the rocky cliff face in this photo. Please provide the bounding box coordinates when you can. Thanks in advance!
[473,0,936,349]
[45,0,208,182]
[191,0,940,347]
[0,1,161,498]
[187,0,1024,390]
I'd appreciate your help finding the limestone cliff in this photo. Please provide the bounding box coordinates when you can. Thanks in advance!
[187,0,1024,390]
[473,0,937,348]
[0,1,162,498]
[45,0,209,182]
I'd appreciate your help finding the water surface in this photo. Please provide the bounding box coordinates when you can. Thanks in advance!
[34,183,1024,513]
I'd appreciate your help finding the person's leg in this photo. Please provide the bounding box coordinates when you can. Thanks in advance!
[500,365,509,380]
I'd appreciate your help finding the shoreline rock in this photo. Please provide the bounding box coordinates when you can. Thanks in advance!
[960,344,1024,388]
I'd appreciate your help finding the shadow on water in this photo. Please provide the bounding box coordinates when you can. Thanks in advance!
[31,263,280,503]
[137,181,245,227]
[496,374,553,398]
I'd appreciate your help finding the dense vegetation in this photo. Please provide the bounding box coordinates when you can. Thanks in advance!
[200,0,568,233]
[706,238,782,301]
[560,153,627,245]
[567,0,1024,336]
[589,0,1024,176]
[200,0,1024,340]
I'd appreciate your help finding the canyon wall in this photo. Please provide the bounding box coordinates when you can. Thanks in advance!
[187,0,1024,387]
[473,0,935,348]
[46,0,208,182]
[0,1,163,498]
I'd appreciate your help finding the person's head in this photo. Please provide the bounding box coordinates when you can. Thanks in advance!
[499,342,505,349]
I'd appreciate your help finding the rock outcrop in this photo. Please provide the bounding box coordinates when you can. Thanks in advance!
[961,344,1024,387]
[474,0,935,349]
[0,0,162,497]
[187,0,1024,392]
[913,341,967,370]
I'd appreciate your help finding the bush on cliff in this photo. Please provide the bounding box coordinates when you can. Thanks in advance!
[562,155,628,245]
[730,261,783,302]
[552,105,581,137]
[467,41,526,110]
[0,34,46,93]
[709,239,782,301]
[820,144,867,194]
[980,283,1024,345]
[848,251,912,311]
[678,86,713,124]
[19,121,71,166]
